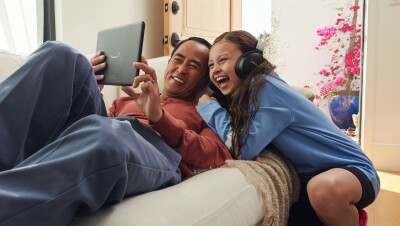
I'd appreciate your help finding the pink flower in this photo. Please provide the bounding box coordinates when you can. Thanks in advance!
[336,18,345,25]
[319,69,331,76]
[350,6,360,12]
[310,1,362,107]
[340,23,355,33]
[335,76,344,85]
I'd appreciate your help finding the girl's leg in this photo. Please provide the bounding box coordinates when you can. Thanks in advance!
[307,168,362,226]
[0,41,106,170]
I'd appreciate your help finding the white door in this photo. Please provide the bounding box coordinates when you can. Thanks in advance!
[163,0,242,56]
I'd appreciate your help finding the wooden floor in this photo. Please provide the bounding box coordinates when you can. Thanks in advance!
[365,171,400,226]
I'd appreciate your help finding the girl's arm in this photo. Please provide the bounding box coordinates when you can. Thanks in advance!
[198,83,293,160]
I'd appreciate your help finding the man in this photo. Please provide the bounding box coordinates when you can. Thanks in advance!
[0,37,230,226]
[93,37,231,179]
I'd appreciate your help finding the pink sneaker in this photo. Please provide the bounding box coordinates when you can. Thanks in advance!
[358,208,368,226]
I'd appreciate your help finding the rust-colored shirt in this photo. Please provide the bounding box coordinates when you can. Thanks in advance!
[108,96,232,179]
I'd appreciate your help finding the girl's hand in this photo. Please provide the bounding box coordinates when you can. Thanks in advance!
[196,94,216,108]
[255,156,264,163]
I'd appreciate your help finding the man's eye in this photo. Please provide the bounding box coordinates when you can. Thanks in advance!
[189,64,198,69]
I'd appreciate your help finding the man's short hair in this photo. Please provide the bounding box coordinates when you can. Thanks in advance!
[170,37,211,57]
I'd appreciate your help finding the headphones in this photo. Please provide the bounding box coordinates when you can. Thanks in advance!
[235,41,265,78]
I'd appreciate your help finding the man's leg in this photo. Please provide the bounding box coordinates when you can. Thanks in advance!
[0,41,106,170]
[0,115,181,226]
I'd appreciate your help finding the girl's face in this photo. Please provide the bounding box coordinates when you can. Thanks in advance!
[208,40,243,96]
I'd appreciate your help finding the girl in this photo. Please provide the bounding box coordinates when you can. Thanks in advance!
[197,30,379,226]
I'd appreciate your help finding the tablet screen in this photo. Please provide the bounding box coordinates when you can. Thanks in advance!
[95,21,145,86]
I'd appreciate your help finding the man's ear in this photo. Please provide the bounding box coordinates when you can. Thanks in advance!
[192,77,210,102]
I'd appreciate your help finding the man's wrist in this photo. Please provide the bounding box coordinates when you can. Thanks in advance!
[149,109,163,125]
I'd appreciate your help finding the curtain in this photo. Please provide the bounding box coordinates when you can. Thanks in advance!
[0,0,44,54]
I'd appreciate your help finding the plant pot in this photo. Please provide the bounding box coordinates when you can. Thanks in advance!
[328,91,360,129]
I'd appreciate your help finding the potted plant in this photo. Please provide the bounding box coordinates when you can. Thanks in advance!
[306,0,363,129]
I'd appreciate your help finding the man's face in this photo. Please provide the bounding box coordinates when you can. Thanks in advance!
[162,40,210,100]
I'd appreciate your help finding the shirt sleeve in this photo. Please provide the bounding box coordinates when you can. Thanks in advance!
[198,83,293,160]
[107,99,118,117]
[151,110,232,169]
[107,96,131,117]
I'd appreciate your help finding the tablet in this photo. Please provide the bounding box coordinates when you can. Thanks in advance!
[95,21,145,86]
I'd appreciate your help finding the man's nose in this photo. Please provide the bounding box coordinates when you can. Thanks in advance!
[177,64,188,74]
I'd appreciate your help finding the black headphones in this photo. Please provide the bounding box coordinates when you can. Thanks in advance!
[234,41,265,78]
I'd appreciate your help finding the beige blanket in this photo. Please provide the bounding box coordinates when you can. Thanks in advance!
[223,147,300,226]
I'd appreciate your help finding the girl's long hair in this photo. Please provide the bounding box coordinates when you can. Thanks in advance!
[213,30,275,158]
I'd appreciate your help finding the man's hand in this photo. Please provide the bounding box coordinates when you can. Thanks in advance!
[90,51,107,91]
[196,94,216,108]
[121,57,163,123]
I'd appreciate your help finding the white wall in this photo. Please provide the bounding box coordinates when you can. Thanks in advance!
[54,0,163,58]
[271,0,354,118]
[271,0,343,88]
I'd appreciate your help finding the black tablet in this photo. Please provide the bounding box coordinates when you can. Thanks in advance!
[95,21,145,86]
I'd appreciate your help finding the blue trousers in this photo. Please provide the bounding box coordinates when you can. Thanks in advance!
[0,41,181,226]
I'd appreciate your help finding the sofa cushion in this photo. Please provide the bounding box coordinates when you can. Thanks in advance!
[0,50,25,82]
[291,86,315,102]
[70,168,263,226]
[147,56,169,91]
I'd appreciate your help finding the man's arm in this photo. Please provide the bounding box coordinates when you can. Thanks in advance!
[152,110,232,170]
[120,57,232,170]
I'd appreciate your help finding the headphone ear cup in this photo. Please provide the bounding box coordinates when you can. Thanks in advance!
[235,51,263,78]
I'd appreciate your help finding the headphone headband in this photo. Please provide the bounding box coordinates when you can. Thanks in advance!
[255,41,265,54]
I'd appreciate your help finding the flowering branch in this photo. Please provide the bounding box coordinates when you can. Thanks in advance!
[307,0,362,107]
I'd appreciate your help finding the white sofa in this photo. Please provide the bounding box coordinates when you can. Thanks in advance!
[0,50,265,226]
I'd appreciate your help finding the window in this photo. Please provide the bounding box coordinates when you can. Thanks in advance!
[0,0,43,54]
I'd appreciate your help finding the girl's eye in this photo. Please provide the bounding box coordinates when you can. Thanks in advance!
[208,63,214,69]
